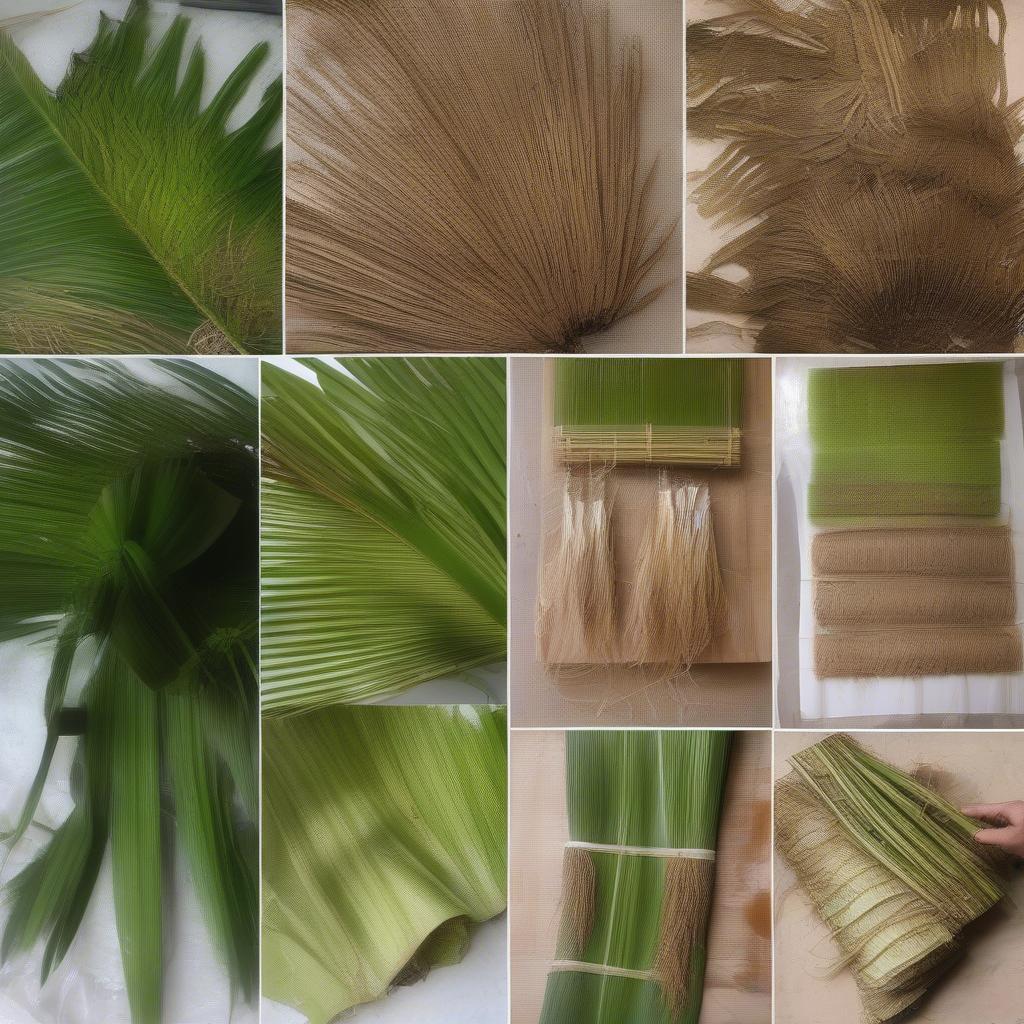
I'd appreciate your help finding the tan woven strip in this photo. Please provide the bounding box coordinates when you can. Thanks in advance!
[812,527,1014,577]
[815,627,1023,678]
[814,579,1017,628]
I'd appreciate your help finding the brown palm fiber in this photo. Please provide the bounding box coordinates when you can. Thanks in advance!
[286,0,677,353]
[814,626,1023,678]
[688,0,1024,353]
[654,856,716,1015]
[814,578,1017,628]
[811,526,1015,577]
[554,847,596,961]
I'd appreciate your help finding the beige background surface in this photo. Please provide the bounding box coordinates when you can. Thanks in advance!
[684,0,1024,353]
[509,355,772,727]
[774,731,1024,1024]
[286,0,682,354]
[510,728,772,1024]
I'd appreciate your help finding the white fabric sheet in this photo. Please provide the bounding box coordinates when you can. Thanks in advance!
[776,357,1024,725]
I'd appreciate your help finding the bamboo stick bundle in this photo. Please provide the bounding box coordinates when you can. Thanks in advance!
[776,734,1007,1023]
[540,730,732,1024]
[554,359,743,466]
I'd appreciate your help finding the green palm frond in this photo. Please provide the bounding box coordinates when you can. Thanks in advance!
[262,704,508,1024]
[0,0,282,355]
[260,357,507,711]
[0,359,258,1023]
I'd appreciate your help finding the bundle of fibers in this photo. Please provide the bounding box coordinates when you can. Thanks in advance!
[260,357,506,710]
[286,0,677,353]
[807,361,1005,522]
[537,471,727,668]
[537,469,617,667]
[553,358,743,466]
[0,359,258,1023]
[262,704,507,1024]
[0,0,282,355]
[626,476,726,666]
[687,0,1024,353]
[540,730,732,1024]
[776,734,1006,1023]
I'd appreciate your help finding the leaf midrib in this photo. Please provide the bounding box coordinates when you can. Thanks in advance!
[5,44,245,353]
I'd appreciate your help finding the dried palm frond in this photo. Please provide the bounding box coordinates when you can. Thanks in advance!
[286,0,677,353]
[688,0,1024,353]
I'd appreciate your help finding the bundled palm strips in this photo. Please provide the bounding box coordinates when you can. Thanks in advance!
[539,360,735,668]
[776,734,1006,1023]
[286,0,675,352]
[688,0,1024,353]
[540,730,732,1024]
[807,361,1021,677]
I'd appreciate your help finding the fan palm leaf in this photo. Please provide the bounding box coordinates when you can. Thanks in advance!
[0,358,258,1023]
[0,0,282,355]
[260,357,507,711]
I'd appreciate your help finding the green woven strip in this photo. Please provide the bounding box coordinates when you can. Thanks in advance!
[807,362,1004,522]
[540,731,732,1024]
[554,358,743,428]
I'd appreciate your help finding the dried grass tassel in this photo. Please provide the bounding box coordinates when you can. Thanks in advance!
[654,857,716,1014]
[627,476,725,667]
[538,471,615,665]
[555,847,596,961]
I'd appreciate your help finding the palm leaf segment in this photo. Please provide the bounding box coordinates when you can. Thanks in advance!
[0,0,282,355]
[261,357,507,711]
[0,359,259,1024]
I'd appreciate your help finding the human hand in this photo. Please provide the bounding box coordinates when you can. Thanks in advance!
[962,801,1024,859]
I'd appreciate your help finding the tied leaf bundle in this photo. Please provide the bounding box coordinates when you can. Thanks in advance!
[0,359,258,1024]
[776,734,1007,1023]
[286,0,676,353]
[0,0,282,355]
[262,705,507,1024]
[260,357,507,710]
[554,359,743,466]
[540,730,732,1024]
[687,0,1024,353]
[806,361,1021,677]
